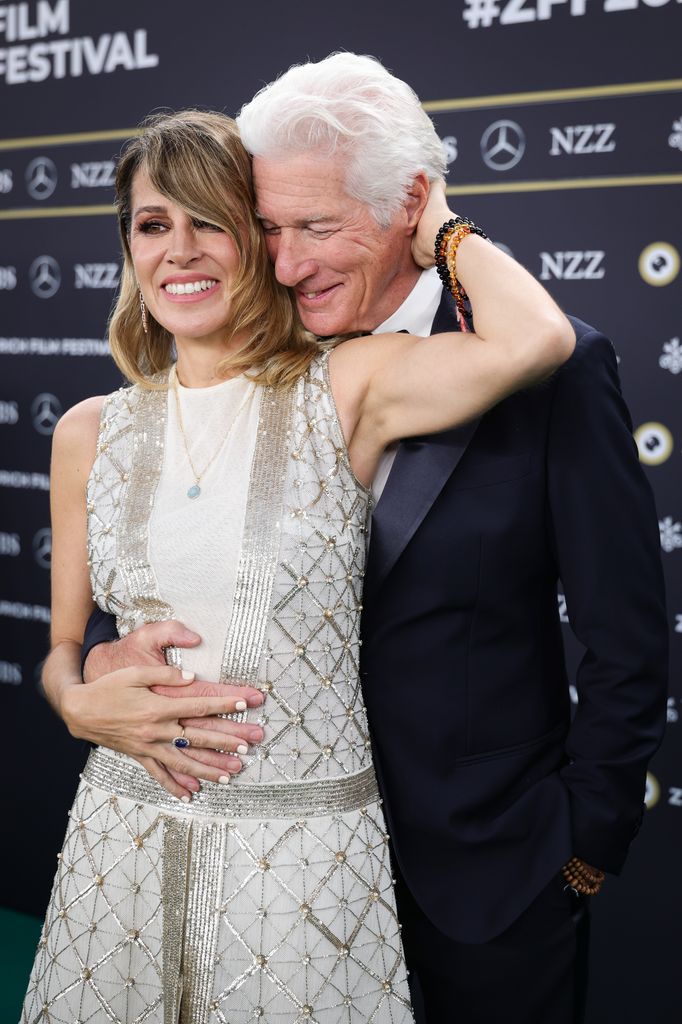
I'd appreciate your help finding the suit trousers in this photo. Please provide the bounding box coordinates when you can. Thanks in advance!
[395,867,591,1024]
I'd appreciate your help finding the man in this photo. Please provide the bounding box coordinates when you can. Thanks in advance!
[74,53,667,1022]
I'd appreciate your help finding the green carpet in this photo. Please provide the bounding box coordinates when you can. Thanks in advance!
[0,907,42,1022]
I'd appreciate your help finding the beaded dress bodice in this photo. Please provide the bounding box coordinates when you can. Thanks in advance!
[86,352,373,784]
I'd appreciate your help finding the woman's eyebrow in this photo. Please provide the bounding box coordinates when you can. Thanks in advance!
[133,204,167,218]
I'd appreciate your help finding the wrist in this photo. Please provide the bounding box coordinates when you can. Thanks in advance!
[434,218,490,330]
[58,677,87,736]
[562,856,605,896]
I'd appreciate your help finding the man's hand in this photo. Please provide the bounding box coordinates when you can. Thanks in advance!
[82,619,265,797]
[83,619,201,681]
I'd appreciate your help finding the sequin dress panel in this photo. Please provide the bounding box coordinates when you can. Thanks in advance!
[22,353,414,1024]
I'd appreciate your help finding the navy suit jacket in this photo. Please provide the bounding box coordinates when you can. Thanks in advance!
[360,293,667,941]
[82,293,668,943]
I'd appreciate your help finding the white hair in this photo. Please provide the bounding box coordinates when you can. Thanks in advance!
[236,52,446,227]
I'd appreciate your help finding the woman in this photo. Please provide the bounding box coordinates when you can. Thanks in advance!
[23,110,573,1023]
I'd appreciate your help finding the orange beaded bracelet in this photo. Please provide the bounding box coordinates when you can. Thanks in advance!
[434,216,489,330]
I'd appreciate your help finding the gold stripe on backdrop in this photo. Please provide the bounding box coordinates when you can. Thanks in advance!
[0,129,142,152]
[446,174,682,196]
[0,205,115,220]
[423,78,682,112]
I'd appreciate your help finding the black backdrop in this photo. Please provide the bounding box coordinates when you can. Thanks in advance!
[1,2,680,1020]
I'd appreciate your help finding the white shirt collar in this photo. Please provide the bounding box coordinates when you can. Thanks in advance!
[373,266,443,337]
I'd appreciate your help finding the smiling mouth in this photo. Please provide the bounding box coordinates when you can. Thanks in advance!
[298,284,339,302]
[163,279,218,296]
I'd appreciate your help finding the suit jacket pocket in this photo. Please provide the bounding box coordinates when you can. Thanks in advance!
[454,720,567,766]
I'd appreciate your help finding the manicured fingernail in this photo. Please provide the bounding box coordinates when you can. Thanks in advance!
[218,775,231,785]
[236,744,248,755]
[180,795,191,803]
[181,670,195,681]
[235,700,247,711]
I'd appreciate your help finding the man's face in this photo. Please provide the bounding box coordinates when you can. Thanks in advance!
[253,153,419,335]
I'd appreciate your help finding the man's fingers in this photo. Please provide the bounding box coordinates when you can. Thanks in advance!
[144,619,201,652]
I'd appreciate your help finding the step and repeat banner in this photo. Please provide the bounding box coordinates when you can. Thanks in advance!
[1,2,680,1019]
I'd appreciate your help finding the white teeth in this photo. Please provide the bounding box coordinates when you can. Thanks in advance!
[304,291,319,299]
[164,279,216,295]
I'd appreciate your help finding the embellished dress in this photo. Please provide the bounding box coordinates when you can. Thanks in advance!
[22,353,414,1024]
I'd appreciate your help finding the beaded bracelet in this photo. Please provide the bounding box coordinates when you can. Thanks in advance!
[561,856,605,896]
[434,216,489,329]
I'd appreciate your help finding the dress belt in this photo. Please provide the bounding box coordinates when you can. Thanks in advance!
[82,747,381,819]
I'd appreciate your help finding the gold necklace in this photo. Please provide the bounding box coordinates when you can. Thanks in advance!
[170,365,254,500]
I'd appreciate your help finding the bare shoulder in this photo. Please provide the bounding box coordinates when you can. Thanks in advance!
[52,395,106,475]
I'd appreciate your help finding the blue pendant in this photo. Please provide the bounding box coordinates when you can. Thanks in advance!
[187,484,201,499]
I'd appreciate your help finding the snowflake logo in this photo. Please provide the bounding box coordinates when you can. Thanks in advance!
[659,517,682,553]
[660,337,682,375]
[670,119,682,151]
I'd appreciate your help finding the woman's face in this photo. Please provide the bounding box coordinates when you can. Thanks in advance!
[129,170,243,351]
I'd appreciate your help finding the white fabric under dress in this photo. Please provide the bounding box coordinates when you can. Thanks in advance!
[22,353,415,1024]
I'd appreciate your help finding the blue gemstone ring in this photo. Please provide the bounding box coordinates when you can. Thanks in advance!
[172,729,191,750]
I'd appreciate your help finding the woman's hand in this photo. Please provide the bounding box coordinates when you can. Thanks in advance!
[81,618,265,796]
[62,664,261,800]
[411,179,454,269]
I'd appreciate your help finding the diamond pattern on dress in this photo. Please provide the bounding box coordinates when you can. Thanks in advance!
[23,784,166,1023]
[207,804,410,1023]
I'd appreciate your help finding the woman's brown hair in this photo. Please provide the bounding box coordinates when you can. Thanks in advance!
[109,109,318,388]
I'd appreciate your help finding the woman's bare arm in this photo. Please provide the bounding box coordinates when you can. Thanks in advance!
[330,184,575,486]
[42,397,263,800]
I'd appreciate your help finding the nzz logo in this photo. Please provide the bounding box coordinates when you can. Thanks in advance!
[540,251,605,281]
[550,124,616,156]
[70,162,116,189]
[74,263,120,289]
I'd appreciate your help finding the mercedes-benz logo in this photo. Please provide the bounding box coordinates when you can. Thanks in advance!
[31,392,62,436]
[25,156,58,200]
[33,527,52,569]
[481,120,526,171]
[29,255,61,299]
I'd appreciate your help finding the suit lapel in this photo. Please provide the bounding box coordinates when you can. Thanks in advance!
[365,291,481,601]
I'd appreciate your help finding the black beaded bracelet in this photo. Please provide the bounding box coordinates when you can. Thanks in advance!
[434,217,489,325]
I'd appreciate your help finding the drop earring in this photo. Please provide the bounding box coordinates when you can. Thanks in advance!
[139,290,148,334]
